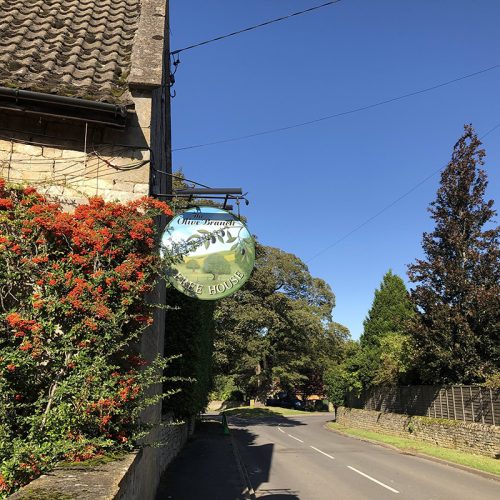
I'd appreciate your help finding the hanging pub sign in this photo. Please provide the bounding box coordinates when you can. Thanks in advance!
[161,206,255,300]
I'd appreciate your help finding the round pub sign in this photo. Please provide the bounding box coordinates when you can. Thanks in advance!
[161,207,255,300]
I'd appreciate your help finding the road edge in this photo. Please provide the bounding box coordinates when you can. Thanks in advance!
[324,423,500,483]
[228,420,257,500]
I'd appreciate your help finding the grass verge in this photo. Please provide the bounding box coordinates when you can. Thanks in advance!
[327,422,500,476]
[223,406,326,418]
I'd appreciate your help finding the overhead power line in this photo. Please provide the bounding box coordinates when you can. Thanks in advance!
[170,1,341,55]
[305,122,500,263]
[173,63,500,152]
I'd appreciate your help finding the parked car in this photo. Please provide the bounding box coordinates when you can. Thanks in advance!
[265,397,280,407]
[266,397,304,409]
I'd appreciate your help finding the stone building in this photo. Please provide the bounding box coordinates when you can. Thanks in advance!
[0,0,171,204]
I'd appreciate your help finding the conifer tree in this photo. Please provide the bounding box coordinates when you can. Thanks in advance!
[408,125,500,384]
[359,270,414,387]
[360,270,413,348]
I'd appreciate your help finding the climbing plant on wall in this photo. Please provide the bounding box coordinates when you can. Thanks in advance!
[0,180,174,497]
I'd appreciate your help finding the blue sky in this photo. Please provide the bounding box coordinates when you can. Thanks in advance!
[169,0,500,339]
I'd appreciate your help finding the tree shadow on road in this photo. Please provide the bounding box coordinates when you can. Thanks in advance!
[230,420,300,499]
[223,408,311,428]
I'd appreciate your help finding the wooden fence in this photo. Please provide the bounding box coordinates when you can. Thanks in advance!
[346,385,500,426]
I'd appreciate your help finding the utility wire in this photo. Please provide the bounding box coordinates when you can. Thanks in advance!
[306,123,500,263]
[171,1,341,55]
[173,63,500,152]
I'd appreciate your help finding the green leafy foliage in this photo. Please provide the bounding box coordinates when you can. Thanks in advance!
[213,243,348,400]
[408,125,500,384]
[209,374,242,401]
[324,365,350,409]
[357,270,415,388]
[323,340,362,404]
[361,270,414,348]
[162,291,215,418]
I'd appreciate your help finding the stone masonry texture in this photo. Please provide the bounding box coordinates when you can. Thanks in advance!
[0,137,149,204]
[0,88,152,204]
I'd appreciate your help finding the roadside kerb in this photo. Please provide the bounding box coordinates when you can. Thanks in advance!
[225,415,257,500]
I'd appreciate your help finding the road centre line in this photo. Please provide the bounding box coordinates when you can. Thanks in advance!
[310,446,335,460]
[347,466,399,494]
[277,427,285,433]
[287,434,304,443]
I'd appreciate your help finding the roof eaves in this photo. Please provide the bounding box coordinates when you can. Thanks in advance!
[0,86,128,128]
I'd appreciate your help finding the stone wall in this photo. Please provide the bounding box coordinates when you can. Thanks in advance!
[114,417,191,500]
[10,416,191,500]
[0,91,152,205]
[336,407,500,458]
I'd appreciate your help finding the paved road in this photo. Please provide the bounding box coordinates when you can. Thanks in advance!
[229,413,499,500]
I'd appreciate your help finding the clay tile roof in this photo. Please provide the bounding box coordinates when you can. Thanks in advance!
[0,0,142,104]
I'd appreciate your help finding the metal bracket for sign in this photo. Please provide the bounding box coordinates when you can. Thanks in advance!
[156,188,249,213]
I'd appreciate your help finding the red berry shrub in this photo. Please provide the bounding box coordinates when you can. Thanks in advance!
[0,180,172,496]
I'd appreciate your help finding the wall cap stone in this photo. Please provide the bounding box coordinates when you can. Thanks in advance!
[129,0,167,89]
[10,453,137,499]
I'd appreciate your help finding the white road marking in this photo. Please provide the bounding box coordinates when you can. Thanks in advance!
[277,427,285,433]
[347,466,399,494]
[287,434,304,443]
[310,446,335,459]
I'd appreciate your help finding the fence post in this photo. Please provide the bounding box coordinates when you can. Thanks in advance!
[444,387,450,419]
[460,386,466,422]
[490,389,496,426]
[434,388,437,418]
[470,386,475,423]
[439,390,444,418]
[451,386,456,420]
[478,388,485,424]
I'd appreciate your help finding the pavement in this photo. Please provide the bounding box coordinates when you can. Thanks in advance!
[155,415,249,500]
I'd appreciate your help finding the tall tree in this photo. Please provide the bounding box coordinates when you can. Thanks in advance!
[408,125,500,384]
[213,244,347,400]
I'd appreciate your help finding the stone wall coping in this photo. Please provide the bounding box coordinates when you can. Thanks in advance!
[10,452,138,499]
[10,417,190,499]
